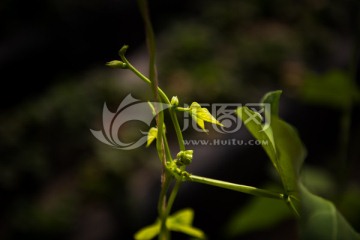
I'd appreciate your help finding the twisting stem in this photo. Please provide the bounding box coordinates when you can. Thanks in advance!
[137,0,158,100]
[157,171,171,233]
[137,1,168,238]
[155,99,166,163]
[120,3,189,237]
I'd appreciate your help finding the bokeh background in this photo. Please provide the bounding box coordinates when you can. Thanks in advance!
[1,0,360,239]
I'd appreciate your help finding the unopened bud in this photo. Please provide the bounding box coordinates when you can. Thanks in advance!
[106,60,127,69]
[176,150,193,165]
[171,96,179,106]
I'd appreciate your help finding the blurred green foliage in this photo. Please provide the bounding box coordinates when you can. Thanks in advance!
[224,186,293,237]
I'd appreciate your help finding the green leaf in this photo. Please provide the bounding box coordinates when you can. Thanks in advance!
[168,224,205,239]
[270,116,306,196]
[237,95,306,214]
[238,91,360,238]
[300,166,336,198]
[167,208,206,239]
[189,102,223,132]
[236,107,277,171]
[300,183,360,240]
[134,221,160,240]
[261,90,282,117]
[146,127,158,147]
[134,209,205,240]
[259,90,306,197]
[237,96,306,199]
[168,208,194,226]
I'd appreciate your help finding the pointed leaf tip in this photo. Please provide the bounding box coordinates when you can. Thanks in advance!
[146,127,158,147]
[261,90,282,117]
[167,208,206,239]
[189,102,223,132]
[134,221,160,240]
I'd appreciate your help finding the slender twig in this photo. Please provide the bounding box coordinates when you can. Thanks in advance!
[189,174,283,199]
[164,181,182,218]
[157,178,170,239]
[119,46,170,105]
[137,0,158,100]
[137,1,168,238]
[169,108,185,151]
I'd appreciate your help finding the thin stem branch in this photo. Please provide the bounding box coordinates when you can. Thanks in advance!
[169,108,185,151]
[137,0,158,101]
[118,3,187,235]
[154,98,168,240]
[119,47,170,104]
[119,47,186,152]
[157,171,171,240]
[162,133,173,163]
[136,2,169,238]
[189,174,283,199]
[165,181,182,218]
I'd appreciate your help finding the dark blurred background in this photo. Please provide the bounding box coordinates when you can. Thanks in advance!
[1,0,360,239]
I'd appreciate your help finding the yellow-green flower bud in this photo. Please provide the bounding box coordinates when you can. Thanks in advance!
[176,150,193,165]
[171,96,179,106]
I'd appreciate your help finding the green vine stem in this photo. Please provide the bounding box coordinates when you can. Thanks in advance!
[188,174,284,199]
[117,46,186,151]
[115,46,304,235]
[114,3,298,235]
[119,2,188,236]
[118,46,170,104]
[188,173,301,217]
[115,48,302,232]
[137,1,170,238]
[169,108,186,151]
[137,0,158,100]
[164,181,182,219]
